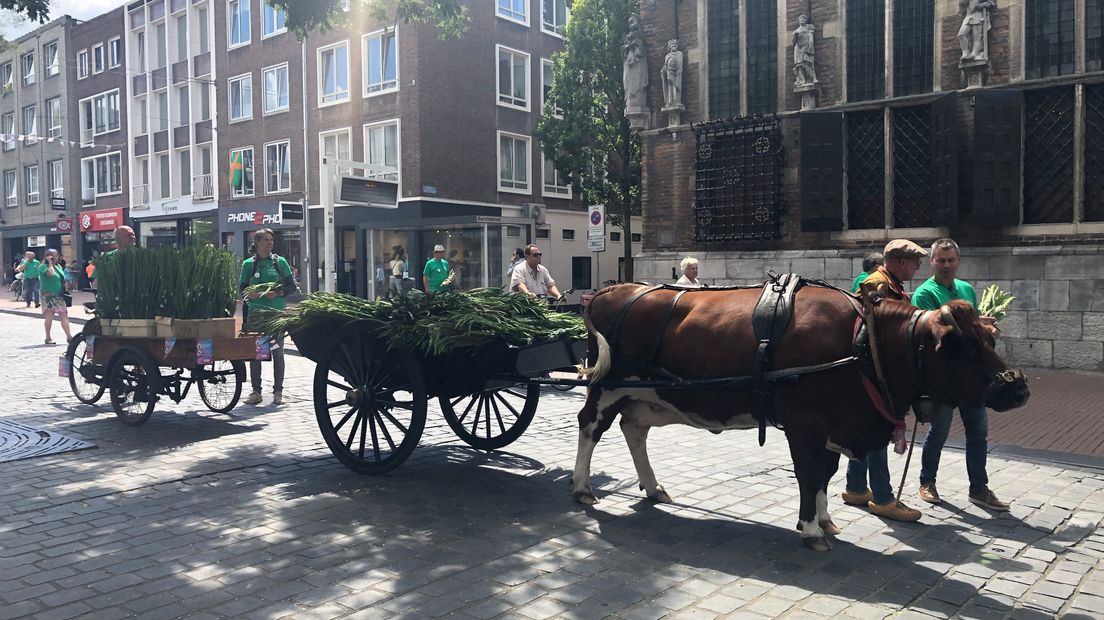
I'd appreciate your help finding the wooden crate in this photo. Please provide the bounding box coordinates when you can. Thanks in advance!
[90,335,264,369]
[170,318,237,340]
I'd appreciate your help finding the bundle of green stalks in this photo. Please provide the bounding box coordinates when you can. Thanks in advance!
[95,246,239,320]
[253,288,586,357]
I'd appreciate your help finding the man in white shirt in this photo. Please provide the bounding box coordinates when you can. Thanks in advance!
[510,244,562,299]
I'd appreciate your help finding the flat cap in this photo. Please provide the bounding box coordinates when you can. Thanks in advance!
[883,239,928,259]
[433,244,446,252]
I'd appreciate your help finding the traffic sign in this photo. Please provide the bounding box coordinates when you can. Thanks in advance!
[588,206,605,253]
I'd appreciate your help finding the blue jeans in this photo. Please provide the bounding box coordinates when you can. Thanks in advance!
[846,446,894,505]
[920,404,989,493]
[23,278,39,305]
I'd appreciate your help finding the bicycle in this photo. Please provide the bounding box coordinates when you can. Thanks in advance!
[10,275,23,302]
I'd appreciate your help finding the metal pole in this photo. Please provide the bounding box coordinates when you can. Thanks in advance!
[321,156,336,293]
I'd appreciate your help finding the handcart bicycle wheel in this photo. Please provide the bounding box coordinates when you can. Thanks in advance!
[108,348,161,426]
[439,382,540,450]
[196,360,245,413]
[66,332,106,404]
[313,330,427,474]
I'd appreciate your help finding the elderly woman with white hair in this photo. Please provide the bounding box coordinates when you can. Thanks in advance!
[675,257,701,287]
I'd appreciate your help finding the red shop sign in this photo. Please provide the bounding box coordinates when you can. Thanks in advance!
[79,208,125,232]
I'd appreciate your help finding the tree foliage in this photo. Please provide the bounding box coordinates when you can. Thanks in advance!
[0,0,49,23]
[538,0,641,282]
[270,0,468,40]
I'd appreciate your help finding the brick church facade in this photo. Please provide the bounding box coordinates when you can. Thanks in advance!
[634,0,1104,372]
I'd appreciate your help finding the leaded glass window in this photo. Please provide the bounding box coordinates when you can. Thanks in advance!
[893,0,933,96]
[745,0,776,114]
[847,0,885,102]
[1087,0,1104,72]
[1026,0,1075,79]
[708,0,740,120]
[846,110,885,229]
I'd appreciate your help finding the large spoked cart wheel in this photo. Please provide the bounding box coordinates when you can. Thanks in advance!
[107,347,161,426]
[66,332,106,404]
[196,360,245,413]
[310,329,428,474]
[439,382,539,450]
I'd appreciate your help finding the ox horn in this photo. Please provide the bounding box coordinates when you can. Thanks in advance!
[939,305,963,336]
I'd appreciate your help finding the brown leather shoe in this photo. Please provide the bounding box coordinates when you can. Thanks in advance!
[919,482,941,505]
[868,500,922,522]
[969,487,1009,511]
[841,488,873,506]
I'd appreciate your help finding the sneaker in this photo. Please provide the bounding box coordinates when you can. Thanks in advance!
[969,487,1010,511]
[919,482,941,505]
[271,391,284,406]
[244,392,262,406]
[868,500,922,522]
[841,488,873,506]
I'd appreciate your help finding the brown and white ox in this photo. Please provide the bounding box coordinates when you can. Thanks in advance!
[572,284,1030,551]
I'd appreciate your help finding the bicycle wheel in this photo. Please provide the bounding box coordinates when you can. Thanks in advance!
[197,360,245,413]
[66,333,105,404]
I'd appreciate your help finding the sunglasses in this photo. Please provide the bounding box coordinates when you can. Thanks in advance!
[529,252,542,257]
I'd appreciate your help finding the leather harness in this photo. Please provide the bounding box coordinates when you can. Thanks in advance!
[598,275,913,447]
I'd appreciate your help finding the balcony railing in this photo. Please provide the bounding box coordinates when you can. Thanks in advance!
[192,174,213,201]
[132,184,150,207]
[80,127,94,147]
[82,187,96,205]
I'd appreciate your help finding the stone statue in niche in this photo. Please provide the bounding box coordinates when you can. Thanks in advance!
[959,0,995,63]
[622,14,649,117]
[792,15,818,88]
[661,39,684,110]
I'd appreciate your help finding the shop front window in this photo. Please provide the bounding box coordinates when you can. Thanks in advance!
[416,227,488,293]
[141,221,179,248]
[186,217,217,246]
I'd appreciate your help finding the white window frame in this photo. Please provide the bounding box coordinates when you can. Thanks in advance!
[228,0,251,49]
[540,0,569,37]
[1,113,14,151]
[48,159,64,199]
[92,43,105,74]
[21,52,35,86]
[262,2,287,38]
[46,97,62,138]
[230,146,255,198]
[77,49,89,79]
[109,37,122,68]
[362,28,399,97]
[79,89,122,137]
[43,41,60,77]
[319,127,353,175]
[496,45,531,111]
[541,58,562,117]
[362,118,401,184]
[4,170,16,207]
[228,73,253,122]
[497,130,531,195]
[25,164,40,204]
[264,139,292,194]
[81,152,123,198]
[22,105,37,144]
[497,0,529,26]
[541,150,571,198]
[262,63,289,115]
[0,62,12,92]
[317,41,350,107]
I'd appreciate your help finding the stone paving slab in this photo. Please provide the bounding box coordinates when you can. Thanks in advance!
[0,311,1103,619]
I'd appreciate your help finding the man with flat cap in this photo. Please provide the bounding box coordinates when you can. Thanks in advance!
[841,238,927,522]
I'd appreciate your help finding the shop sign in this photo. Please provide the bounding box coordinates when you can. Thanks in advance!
[56,216,73,233]
[50,197,67,211]
[475,216,502,224]
[27,235,45,247]
[279,202,304,225]
[79,208,125,232]
[225,208,283,225]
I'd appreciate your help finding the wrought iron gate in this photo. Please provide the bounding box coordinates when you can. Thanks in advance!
[1024,86,1074,224]
[693,117,784,244]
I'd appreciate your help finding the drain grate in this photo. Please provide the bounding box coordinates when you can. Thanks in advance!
[0,421,95,463]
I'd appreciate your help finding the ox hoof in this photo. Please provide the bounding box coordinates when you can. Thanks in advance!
[802,536,833,552]
[648,487,674,504]
[573,491,599,505]
[820,519,842,536]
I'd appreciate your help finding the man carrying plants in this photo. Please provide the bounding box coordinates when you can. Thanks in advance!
[241,228,295,406]
[423,244,450,294]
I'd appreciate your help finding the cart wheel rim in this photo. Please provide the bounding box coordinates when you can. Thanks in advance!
[439,382,539,450]
[314,333,426,473]
[67,334,105,404]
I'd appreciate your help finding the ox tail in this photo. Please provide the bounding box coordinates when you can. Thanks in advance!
[579,306,612,384]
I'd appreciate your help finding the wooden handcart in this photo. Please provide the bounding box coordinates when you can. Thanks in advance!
[291,320,586,474]
[65,319,258,426]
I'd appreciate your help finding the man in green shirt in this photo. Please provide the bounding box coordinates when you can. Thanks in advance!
[240,228,294,406]
[913,238,1009,512]
[17,251,40,308]
[850,251,885,293]
[422,244,450,293]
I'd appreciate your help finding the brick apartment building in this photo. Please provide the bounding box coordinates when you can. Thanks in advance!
[634,0,1104,372]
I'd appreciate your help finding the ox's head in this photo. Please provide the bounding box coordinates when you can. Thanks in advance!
[921,300,1029,412]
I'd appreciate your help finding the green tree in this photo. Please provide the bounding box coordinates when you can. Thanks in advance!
[0,1,49,23]
[270,0,468,39]
[538,0,641,282]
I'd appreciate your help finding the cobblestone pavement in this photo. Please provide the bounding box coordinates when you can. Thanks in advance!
[1,312,1103,620]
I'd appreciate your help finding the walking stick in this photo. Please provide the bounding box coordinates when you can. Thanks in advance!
[896,418,920,502]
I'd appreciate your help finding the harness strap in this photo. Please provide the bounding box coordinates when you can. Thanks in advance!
[606,284,665,359]
[644,289,688,368]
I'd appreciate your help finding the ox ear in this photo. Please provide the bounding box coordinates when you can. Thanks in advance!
[931,306,961,352]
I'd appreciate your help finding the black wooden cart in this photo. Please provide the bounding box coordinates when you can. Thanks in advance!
[65,320,254,426]
[291,320,586,474]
